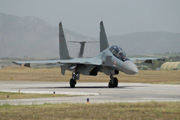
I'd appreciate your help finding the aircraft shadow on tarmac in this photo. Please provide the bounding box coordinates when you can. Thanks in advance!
[24,86,147,89]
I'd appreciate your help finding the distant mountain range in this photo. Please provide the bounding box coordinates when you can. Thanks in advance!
[0,12,180,58]
[109,32,180,56]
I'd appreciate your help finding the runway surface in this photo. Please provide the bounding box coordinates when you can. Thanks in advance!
[0,81,180,105]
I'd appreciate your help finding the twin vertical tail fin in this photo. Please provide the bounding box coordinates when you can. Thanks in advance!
[100,21,109,52]
[59,21,108,59]
[59,22,70,60]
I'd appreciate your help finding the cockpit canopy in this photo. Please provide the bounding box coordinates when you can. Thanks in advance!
[109,45,126,61]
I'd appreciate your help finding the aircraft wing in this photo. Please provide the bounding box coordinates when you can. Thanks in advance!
[13,60,61,65]
[58,58,102,65]
[12,58,102,67]
[129,57,165,63]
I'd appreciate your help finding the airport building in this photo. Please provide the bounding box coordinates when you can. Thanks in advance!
[161,62,180,70]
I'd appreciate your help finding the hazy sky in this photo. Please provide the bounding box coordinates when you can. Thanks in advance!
[0,0,180,37]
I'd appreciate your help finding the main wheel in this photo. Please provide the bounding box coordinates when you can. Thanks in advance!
[108,81,114,88]
[70,78,76,88]
[113,77,118,87]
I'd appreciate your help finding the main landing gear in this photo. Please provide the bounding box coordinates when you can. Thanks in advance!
[69,72,79,88]
[70,78,76,88]
[108,75,118,88]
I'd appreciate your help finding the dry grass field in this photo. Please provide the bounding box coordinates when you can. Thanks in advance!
[0,102,180,120]
[0,67,180,84]
[0,92,75,100]
[1,67,180,120]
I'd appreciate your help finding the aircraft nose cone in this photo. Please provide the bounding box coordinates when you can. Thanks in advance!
[122,61,138,74]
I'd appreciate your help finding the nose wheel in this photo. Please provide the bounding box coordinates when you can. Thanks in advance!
[108,75,118,88]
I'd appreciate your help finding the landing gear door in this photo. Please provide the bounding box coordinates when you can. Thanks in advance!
[61,64,67,75]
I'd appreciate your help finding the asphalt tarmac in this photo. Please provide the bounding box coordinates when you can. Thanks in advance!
[0,81,180,105]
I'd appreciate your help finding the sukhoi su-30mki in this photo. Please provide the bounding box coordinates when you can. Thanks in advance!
[13,21,163,88]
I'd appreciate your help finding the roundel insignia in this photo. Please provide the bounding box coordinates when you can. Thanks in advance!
[114,60,116,65]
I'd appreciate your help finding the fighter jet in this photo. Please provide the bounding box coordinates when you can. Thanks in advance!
[13,21,163,88]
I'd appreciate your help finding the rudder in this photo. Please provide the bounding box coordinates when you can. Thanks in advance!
[100,21,109,52]
[59,22,70,60]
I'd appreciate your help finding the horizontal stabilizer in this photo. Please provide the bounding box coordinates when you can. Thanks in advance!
[69,41,99,58]
[69,41,99,43]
